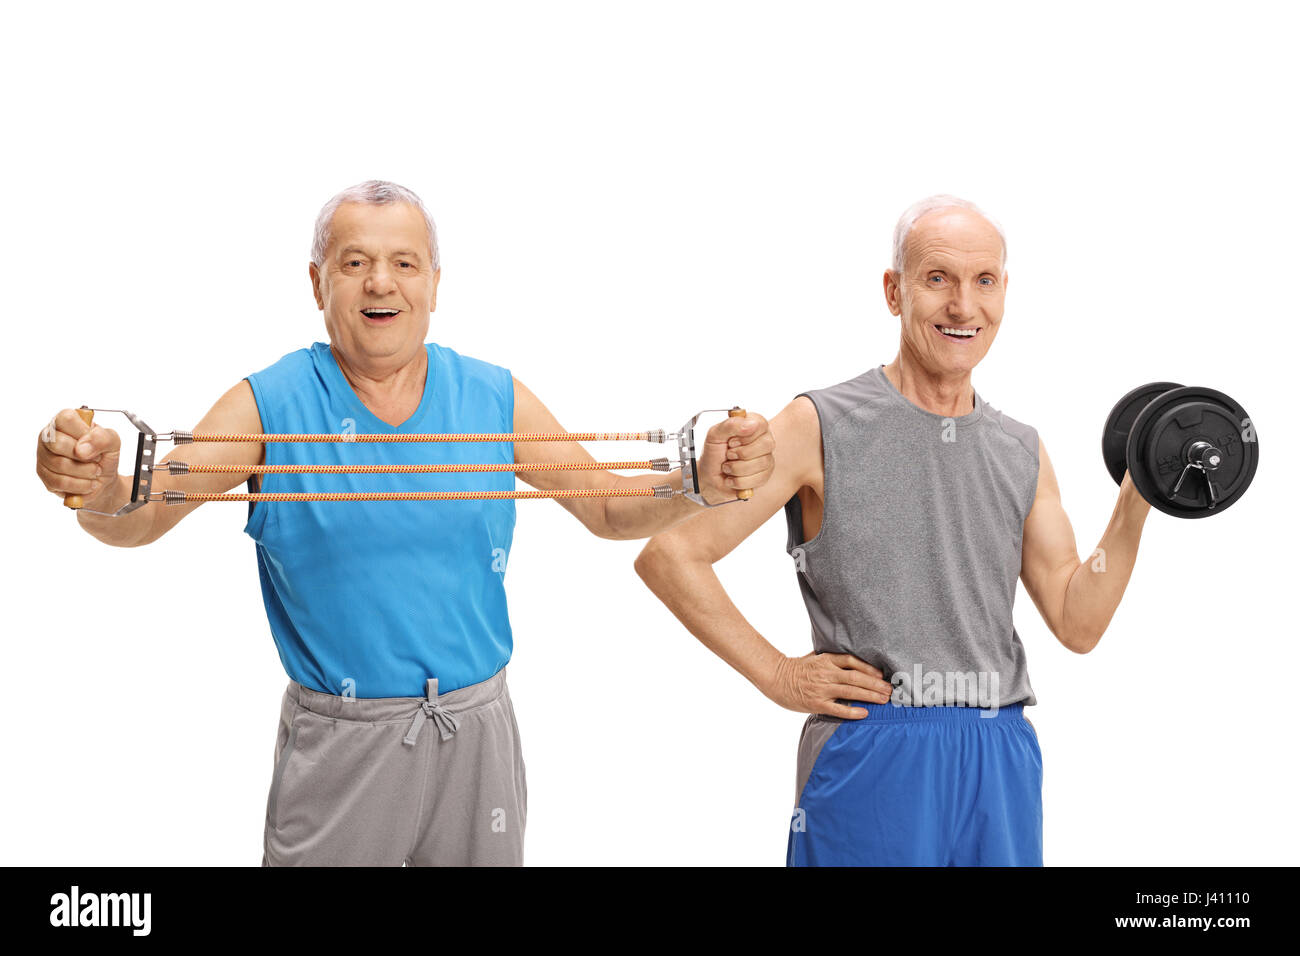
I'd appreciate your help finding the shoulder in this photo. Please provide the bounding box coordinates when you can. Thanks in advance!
[243,344,323,415]
[979,398,1039,465]
[772,394,828,488]
[775,393,819,437]
[428,343,514,426]
[247,343,319,382]
[798,366,893,434]
[426,343,506,390]
[429,341,509,378]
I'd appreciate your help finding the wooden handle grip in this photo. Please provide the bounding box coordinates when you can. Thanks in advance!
[63,407,95,509]
[728,406,753,500]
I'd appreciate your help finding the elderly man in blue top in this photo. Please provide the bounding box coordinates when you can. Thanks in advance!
[37,180,775,866]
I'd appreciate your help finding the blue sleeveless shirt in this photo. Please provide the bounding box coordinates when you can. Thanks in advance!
[242,341,516,698]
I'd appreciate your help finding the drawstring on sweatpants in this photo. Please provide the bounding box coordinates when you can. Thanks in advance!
[403,678,460,745]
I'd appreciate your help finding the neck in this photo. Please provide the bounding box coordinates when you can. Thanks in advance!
[330,343,428,408]
[882,351,975,417]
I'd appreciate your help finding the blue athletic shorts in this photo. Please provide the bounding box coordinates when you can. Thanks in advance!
[787,702,1043,866]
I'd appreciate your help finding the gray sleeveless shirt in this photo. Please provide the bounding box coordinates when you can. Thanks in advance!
[783,365,1040,707]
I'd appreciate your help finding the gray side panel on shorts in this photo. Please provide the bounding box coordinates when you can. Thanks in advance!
[794,715,842,807]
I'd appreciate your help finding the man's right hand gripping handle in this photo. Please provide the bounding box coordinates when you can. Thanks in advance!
[37,407,123,512]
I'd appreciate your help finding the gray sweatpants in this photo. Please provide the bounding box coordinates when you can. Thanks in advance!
[262,668,527,866]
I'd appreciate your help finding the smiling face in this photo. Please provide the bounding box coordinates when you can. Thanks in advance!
[309,201,440,367]
[884,207,1007,376]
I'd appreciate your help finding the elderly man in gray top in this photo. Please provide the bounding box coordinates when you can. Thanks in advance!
[636,194,1151,866]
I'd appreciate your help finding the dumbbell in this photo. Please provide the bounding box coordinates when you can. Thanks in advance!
[1101,382,1258,518]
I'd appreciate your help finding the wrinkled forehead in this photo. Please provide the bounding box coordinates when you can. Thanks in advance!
[326,201,431,257]
[907,209,1005,272]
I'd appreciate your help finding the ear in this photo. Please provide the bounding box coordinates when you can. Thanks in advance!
[309,262,325,311]
[883,269,902,316]
[430,268,441,312]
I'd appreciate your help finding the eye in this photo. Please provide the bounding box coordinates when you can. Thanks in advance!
[979,275,994,286]
[928,274,944,284]
[346,259,364,268]
[398,261,413,269]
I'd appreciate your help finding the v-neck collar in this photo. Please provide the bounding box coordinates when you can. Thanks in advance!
[318,341,437,432]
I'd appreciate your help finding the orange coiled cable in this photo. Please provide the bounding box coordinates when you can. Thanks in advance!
[191,431,655,443]
[174,488,658,503]
[183,463,660,473]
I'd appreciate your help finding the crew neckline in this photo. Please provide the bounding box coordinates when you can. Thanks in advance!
[318,341,437,432]
[873,364,984,426]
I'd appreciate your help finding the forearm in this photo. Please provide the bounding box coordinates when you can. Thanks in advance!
[1060,480,1152,651]
[603,468,709,540]
[74,474,158,548]
[634,543,785,692]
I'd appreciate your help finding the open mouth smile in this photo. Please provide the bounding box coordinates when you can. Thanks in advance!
[932,324,981,343]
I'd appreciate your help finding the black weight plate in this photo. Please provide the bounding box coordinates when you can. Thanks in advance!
[1126,386,1258,518]
[1101,381,1183,485]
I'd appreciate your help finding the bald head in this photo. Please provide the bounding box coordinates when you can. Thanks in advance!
[892,194,1006,277]
[900,207,1006,286]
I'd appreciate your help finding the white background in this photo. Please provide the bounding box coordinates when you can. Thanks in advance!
[3,1,1297,866]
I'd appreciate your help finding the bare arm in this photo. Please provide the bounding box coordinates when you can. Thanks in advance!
[634,396,892,717]
[511,376,774,540]
[37,379,265,547]
[1019,436,1152,653]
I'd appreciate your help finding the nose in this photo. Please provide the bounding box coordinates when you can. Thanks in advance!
[365,261,397,296]
[947,281,977,323]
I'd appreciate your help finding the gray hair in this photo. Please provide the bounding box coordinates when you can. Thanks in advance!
[891,194,1007,276]
[310,179,440,271]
